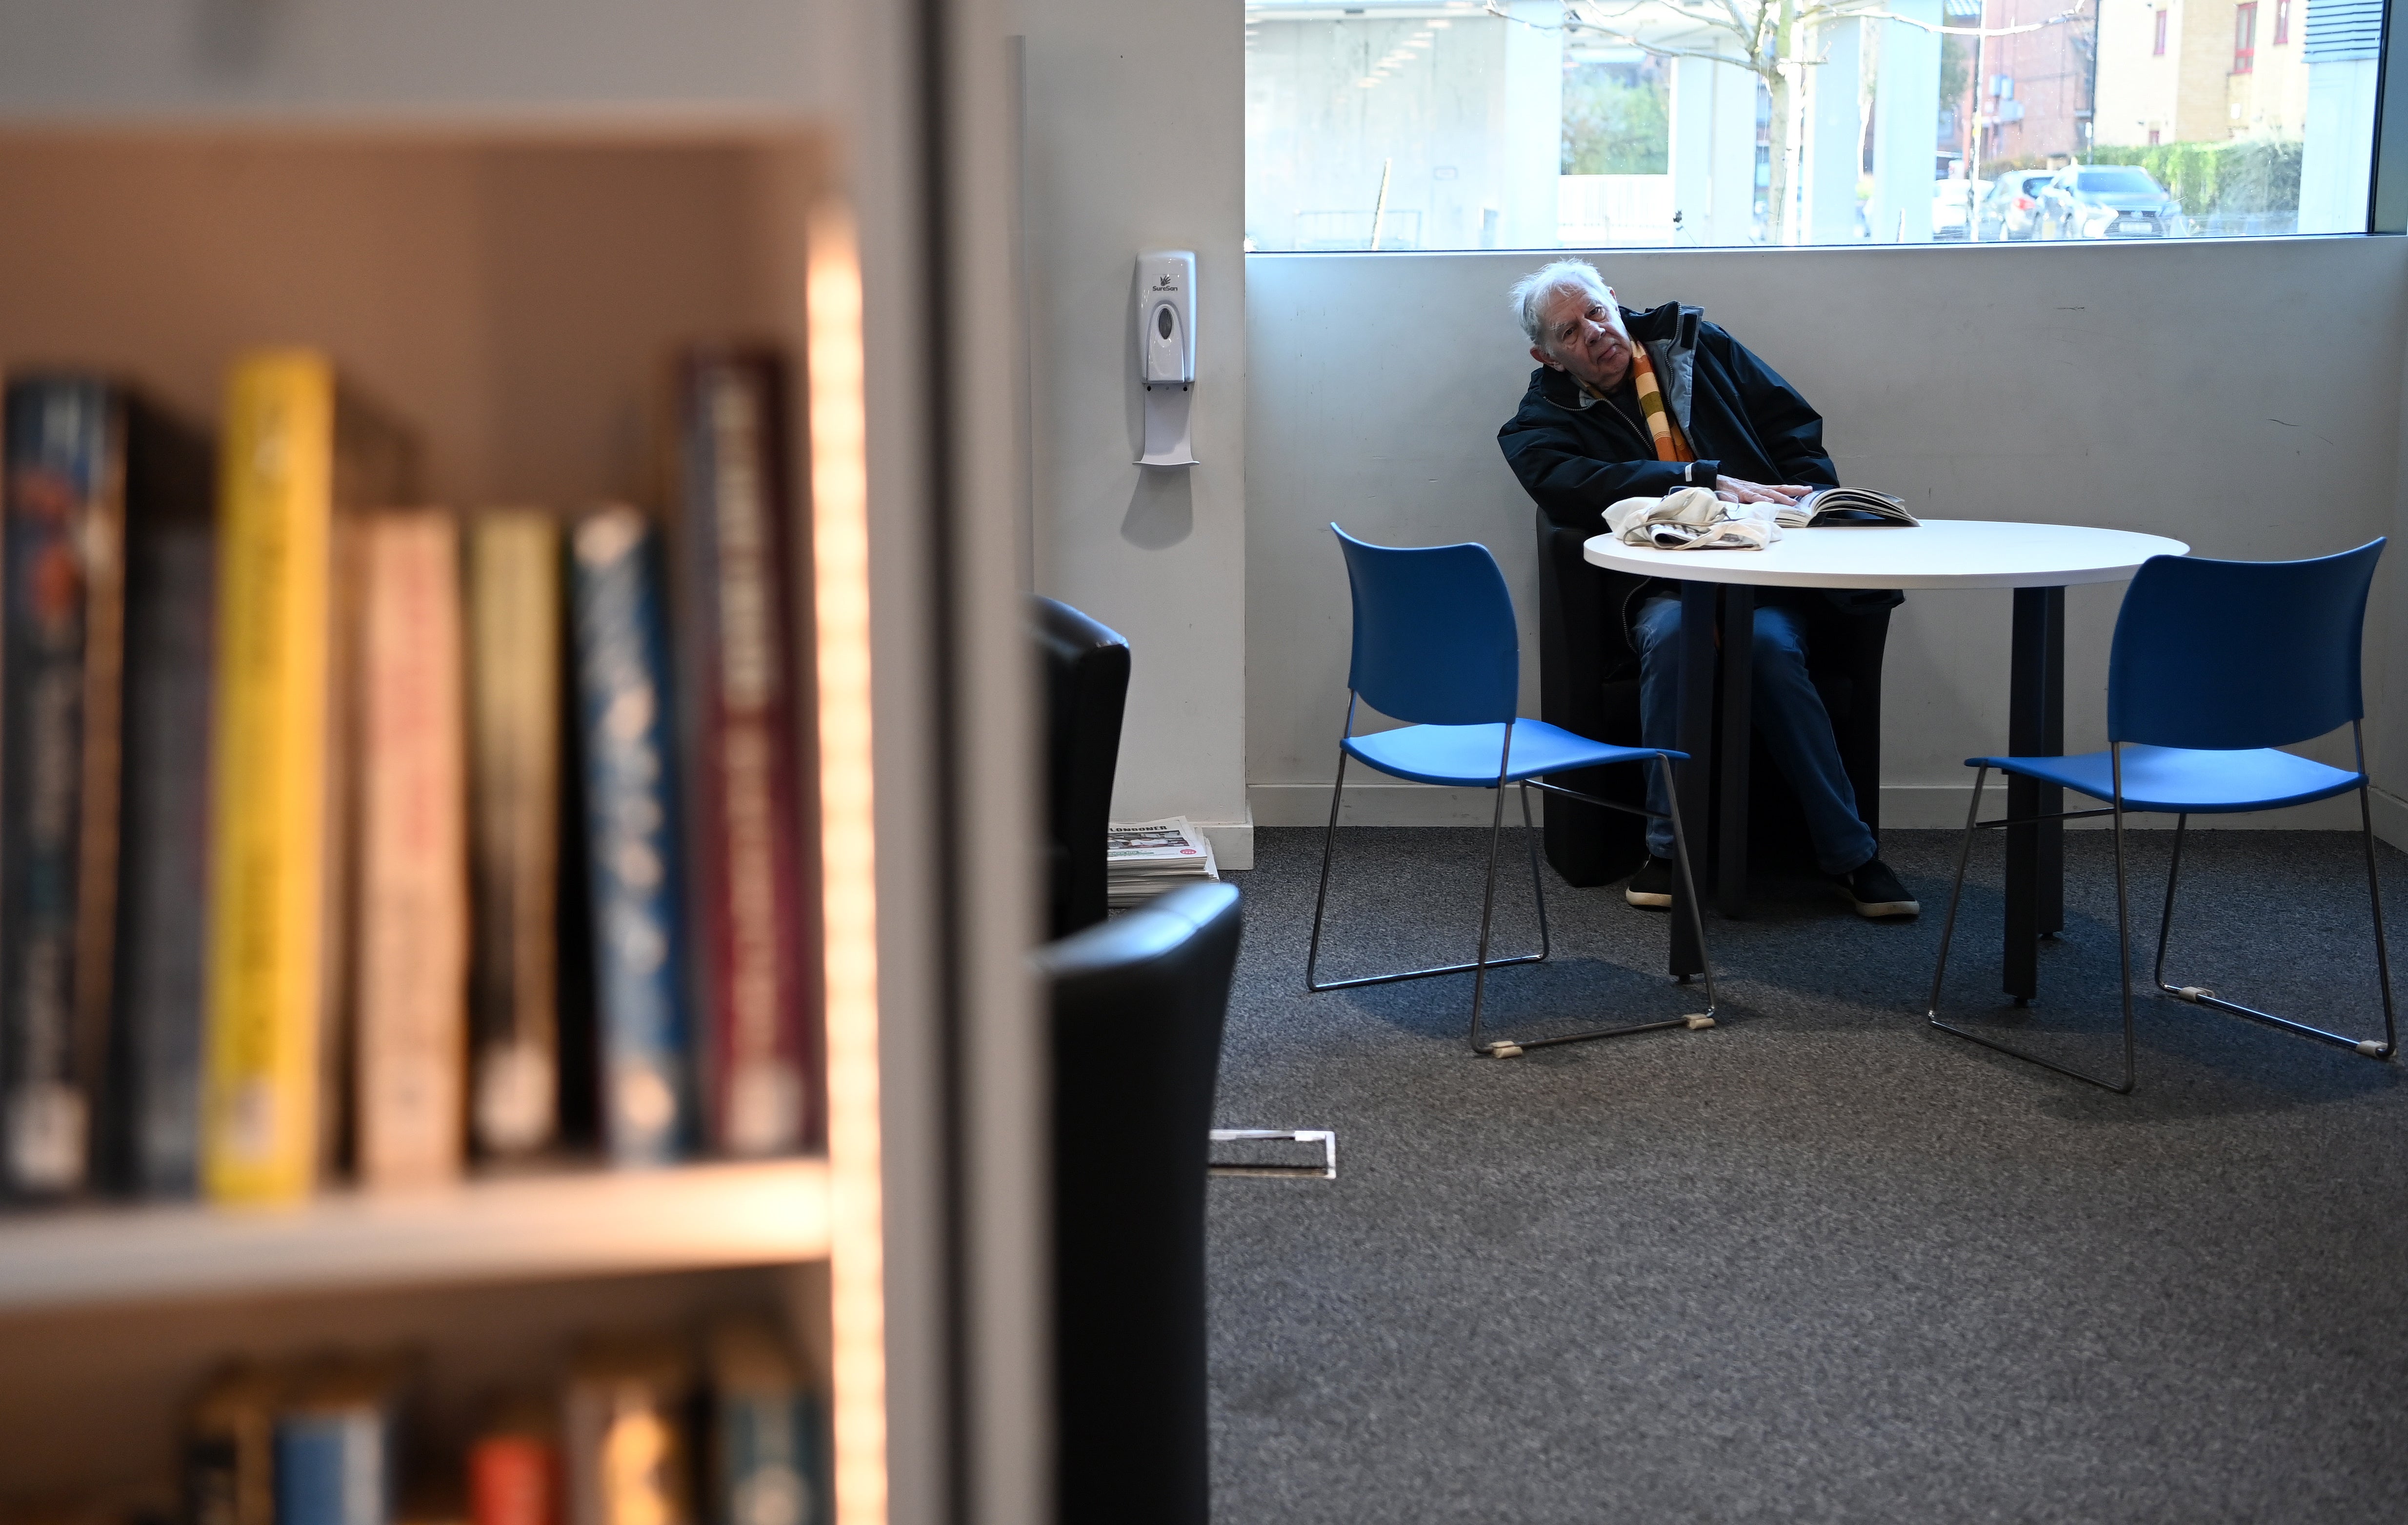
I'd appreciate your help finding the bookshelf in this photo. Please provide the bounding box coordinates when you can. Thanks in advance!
[0,4,1046,1522]
[0,1158,829,1313]
[0,110,854,1519]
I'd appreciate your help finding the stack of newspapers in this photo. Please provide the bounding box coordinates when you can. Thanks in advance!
[1105,816,1221,909]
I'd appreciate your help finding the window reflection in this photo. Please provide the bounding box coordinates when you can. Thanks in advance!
[1242,0,2383,250]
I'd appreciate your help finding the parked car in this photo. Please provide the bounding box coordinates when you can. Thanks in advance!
[1931,178,1988,241]
[1976,169,2058,241]
[2038,165,2180,239]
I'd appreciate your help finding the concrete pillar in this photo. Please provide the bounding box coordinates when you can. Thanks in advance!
[1501,0,1564,248]
[1670,54,1763,245]
[1804,17,1864,241]
[1869,0,1942,243]
[2298,59,2380,234]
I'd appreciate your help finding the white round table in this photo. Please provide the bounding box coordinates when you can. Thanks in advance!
[1580,518,2190,997]
[1580,517,2190,591]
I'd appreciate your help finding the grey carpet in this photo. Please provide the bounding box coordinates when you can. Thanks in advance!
[1206,826,2408,1524]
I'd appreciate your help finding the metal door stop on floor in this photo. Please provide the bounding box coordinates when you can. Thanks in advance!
[1208,1129,1337,1179]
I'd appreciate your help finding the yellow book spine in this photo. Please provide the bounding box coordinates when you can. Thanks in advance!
[202,351,336,1205]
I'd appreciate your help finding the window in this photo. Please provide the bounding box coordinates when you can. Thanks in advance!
[1243,0,2379,249]
[2274,0,2290,45]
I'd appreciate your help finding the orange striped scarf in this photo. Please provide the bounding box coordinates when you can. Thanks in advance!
[1621,343,1694,463]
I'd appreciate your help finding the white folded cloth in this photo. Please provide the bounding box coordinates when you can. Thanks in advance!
[1603,487,1783,551]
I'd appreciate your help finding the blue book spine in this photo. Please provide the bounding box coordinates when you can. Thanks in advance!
[275,1410,392,1525]
[571,509,695,1165]
[0,376,113,1197]
[716,1390,827,1525]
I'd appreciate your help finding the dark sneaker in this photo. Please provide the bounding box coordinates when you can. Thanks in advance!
[1625,854,1676,909]
[1833,857,1919,919]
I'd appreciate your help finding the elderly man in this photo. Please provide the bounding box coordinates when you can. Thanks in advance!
[1496,258,1915,919]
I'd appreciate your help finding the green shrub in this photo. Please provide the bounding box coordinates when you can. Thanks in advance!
[1561,64,1670,176]
[2083,139,2302,215]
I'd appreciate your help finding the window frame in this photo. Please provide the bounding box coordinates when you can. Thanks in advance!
[2234,1,2257,74]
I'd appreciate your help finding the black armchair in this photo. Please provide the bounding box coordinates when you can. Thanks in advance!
[1035,596,1131,939]
[1533,509,1889,886]
[1040,880,1241,1525]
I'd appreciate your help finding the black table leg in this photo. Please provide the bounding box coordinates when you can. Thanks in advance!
[1670,580,1715,977]
[1718,584,1754,918]
[2004,585,2066,1003]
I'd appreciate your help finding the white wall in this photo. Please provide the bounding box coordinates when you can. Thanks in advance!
[1246,238,2408,835]
[1014,0,1250,864]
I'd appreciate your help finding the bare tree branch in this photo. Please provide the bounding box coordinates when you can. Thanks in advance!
[1563,0,2083,43]
[1849,8,2080,33]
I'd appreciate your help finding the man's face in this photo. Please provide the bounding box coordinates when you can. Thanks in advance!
[1530,283,1633,394]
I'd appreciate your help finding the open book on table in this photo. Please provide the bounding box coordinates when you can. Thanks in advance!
[1772,486,1919,528]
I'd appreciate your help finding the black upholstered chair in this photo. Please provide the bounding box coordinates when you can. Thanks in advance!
[1040,880,1241,1525]
[1533,510,1890,886]
[1035,595,1131,939]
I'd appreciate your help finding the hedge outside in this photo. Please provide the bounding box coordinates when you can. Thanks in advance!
[1981,140,2302,216]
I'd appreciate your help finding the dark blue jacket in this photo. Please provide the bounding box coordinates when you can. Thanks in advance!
[1498,301,1837,532]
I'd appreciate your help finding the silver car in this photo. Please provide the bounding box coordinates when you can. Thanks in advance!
[1976,169,2058,241]
[2039,165,2181,239]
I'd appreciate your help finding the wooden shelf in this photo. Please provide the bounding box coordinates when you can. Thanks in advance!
[0,1157,827,1313]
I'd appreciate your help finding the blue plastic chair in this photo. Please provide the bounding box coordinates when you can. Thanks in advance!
[1926,540,2396,1092]
[1307,526,1718,1056]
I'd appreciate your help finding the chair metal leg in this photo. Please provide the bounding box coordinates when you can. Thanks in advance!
[1659,753,1719,1021]
[2148,792,2397,1061]
[1925,766,1987,1019]
[1928,760,2136,1093]
[1303,747,1350,992]
[1520,781,1552,964]
[1481,753,1719,1057]
[1308,736,1547,997]
[2360,778,2399,1058]
[1306,730,1717,1059]
[1465,758,1513,1053]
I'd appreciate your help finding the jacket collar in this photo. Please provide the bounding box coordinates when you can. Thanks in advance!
[1627,301,1704,431]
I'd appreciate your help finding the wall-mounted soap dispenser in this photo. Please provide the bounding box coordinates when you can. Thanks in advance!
[1136,249,1199,466]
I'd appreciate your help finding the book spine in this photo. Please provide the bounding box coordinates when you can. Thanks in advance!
[711,1389,826,1525]
[469,1432,561,1525]
[275,1409,393,1525]
[676,352,815,1158]
[467,514,564,1159]
[564,1380,694,1525]
[202,351,338,1205]
[571,509,693,1166]
[113,397,216,1198]
[0,376,125,1196]
[187,1431,252,1525]
[186,1388,278,1525]
[354,510,469,1190]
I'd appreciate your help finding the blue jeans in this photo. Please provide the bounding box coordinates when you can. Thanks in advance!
[1633,593,1877,875]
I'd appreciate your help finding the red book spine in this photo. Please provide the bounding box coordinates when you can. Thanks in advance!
[470,1432,560,1525]
[678,351,816,1157]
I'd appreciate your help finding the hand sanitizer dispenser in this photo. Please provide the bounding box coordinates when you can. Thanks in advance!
[1137,250,1199,466]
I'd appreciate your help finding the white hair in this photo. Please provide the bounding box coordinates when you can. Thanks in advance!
[1509,259,1609,348]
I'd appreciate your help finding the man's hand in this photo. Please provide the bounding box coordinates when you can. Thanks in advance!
[1714,477,1813,507]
